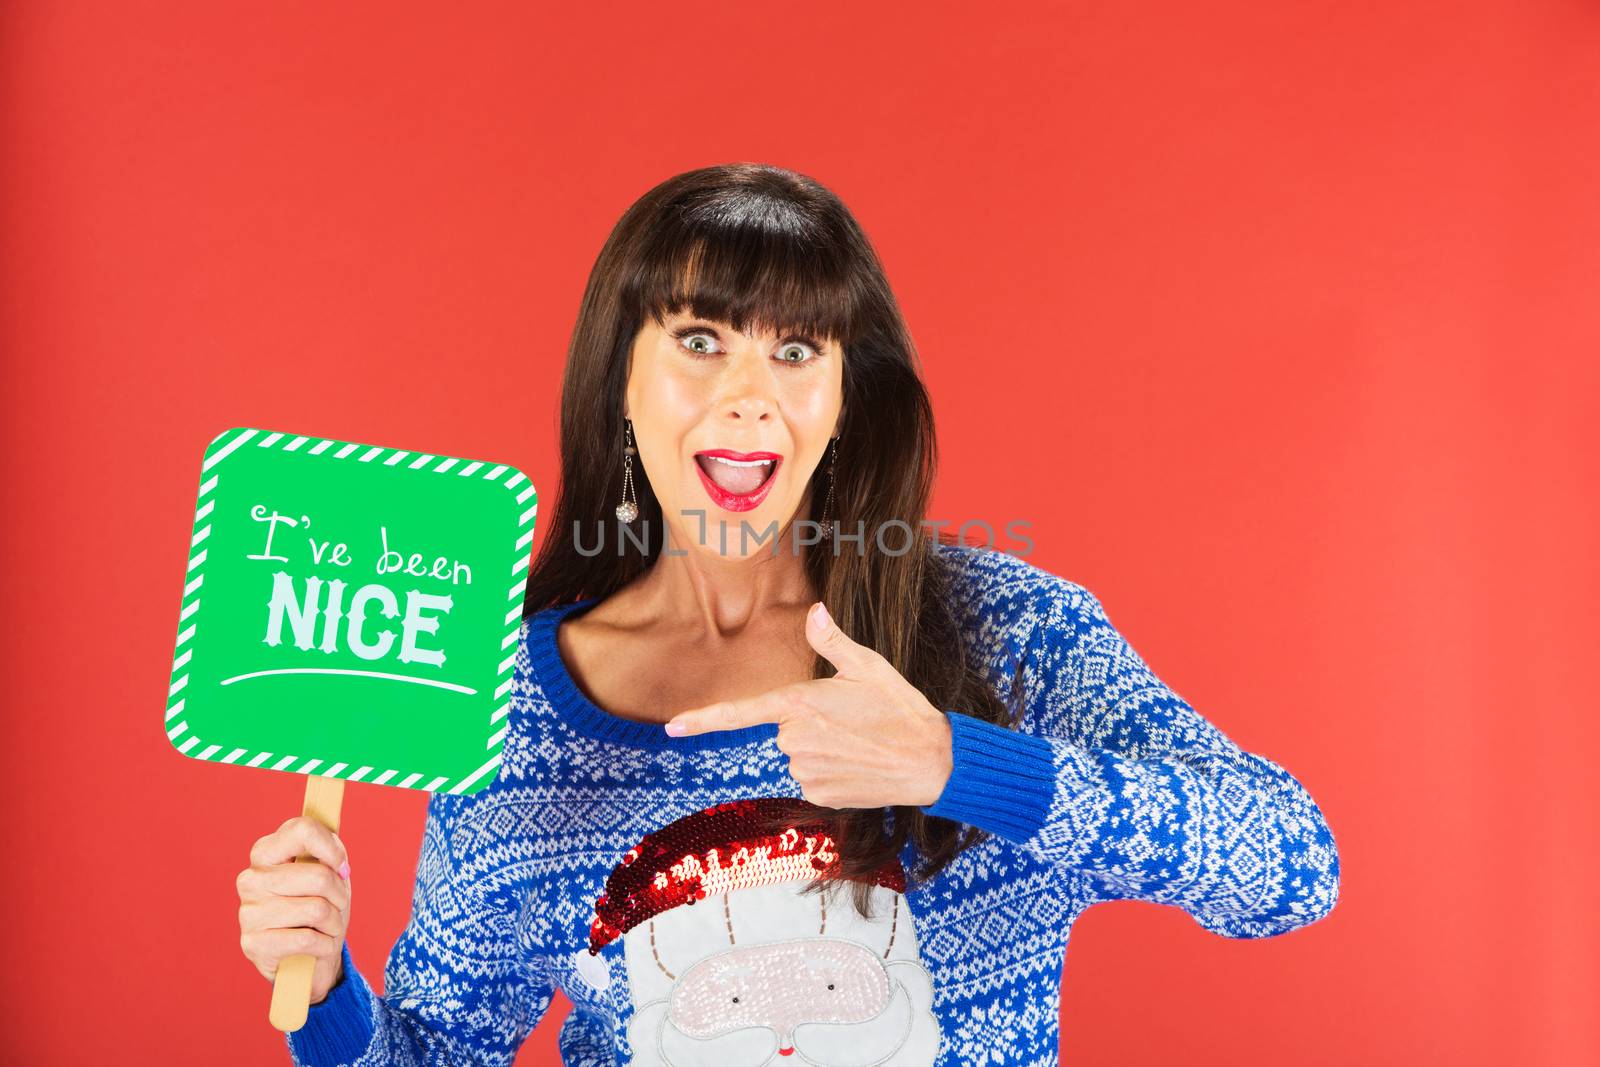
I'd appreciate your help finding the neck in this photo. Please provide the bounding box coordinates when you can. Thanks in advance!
[629,509,818,637]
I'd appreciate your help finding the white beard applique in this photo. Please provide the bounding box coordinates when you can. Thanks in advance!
[580,798,942,1067]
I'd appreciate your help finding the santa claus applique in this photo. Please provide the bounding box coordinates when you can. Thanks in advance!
[571,797,942,1066]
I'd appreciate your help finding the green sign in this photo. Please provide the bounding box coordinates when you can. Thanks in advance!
[164,427,535,795]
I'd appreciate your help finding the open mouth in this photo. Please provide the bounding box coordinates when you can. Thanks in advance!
[693,449,782,512]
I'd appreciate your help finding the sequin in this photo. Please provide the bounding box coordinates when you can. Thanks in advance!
[587,797,907,955]
[669,938,889,1037]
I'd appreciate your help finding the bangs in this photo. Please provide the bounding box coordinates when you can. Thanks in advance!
[629,206,863,350]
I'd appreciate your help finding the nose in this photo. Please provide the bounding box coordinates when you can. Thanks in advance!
[717,354,775,422]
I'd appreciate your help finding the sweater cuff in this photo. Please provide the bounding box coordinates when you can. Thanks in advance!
[919,711,1057,844]
[286,941,376,1066]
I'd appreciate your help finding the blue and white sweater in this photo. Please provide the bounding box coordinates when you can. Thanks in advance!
[284,541,1340,1066]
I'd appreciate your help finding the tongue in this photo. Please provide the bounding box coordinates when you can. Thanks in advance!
[700,457,768,495]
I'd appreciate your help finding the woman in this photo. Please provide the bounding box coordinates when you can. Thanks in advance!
[238,163,1340,1066]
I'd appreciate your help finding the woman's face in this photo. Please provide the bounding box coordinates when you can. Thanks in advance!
[624,308,844,558]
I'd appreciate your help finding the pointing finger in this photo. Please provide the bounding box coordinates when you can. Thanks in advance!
[665,687,798,736]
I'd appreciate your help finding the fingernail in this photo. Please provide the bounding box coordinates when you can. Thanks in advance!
[810,602,830,627]
[338,860,350,880]
[664,721,688,737]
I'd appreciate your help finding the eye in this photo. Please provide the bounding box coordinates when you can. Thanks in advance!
[680,332,721,357]
[776,342,818,365]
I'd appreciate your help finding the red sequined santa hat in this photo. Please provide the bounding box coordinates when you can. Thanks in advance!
[586,797,908,956]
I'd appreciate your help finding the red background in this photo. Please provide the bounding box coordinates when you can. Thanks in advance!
[3,2,1596,1063]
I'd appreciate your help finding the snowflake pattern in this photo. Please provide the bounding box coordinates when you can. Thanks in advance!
[285,542,1339,1066]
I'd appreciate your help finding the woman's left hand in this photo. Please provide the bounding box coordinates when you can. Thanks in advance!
[664,602,955,809]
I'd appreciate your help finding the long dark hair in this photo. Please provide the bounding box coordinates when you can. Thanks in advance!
[522,162,1024,918]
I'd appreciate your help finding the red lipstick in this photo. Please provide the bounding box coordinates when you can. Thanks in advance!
[693,449,782,513]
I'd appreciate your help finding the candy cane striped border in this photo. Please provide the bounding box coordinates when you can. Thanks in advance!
[164,427,536,796]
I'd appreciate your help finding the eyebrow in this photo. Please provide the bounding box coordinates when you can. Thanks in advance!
[674,320,829,353]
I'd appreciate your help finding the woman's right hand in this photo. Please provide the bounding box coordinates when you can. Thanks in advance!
[236,816,353,1005]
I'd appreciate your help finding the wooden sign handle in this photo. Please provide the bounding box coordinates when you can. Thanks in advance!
[269,775,346,1032]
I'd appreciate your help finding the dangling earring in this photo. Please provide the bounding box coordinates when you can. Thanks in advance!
[819,435,839,540]
[616,419,639,524]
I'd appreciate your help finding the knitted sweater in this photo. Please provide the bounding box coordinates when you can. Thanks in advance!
[283,541,1340,1066]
